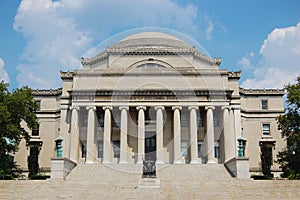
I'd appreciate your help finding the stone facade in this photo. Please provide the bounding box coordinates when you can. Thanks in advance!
[14,32,285,176]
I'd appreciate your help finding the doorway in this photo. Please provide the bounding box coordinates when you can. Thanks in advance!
[145,132,156,161]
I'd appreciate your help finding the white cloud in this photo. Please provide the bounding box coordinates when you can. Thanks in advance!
[241,22,300,89]
[14,0,210,88]
[0,58,10,83]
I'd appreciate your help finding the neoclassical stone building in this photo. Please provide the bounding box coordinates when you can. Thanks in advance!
[15,32,285,176]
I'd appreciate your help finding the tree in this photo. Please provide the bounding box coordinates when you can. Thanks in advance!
[0,80,38,178]
[277,75,300,179]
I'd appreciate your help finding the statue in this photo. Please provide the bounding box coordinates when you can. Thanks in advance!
[142,156,156,178]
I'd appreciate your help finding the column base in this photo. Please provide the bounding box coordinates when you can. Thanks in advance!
[102,161,112,164]
[190,158,202,164]
[119,160,128,164]
[174,156,185,164]
[207,158,218,164]
[85,161,94,164]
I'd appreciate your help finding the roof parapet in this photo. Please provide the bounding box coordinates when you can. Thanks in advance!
[239,87,285,96]
[32,88,62,96]
[60,71,74,79]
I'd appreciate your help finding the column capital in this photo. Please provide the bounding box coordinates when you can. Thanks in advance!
[205,106,215,110]
[70,105,80,111]
[154,106,165,111]
[86,105,96,111]
[231,106,241,111]
[172,106,182,110]
[221,106,231,111]
[136,106,146,111]
[119,106,129,111]
[102,106,112,110]
[188,106,199,111]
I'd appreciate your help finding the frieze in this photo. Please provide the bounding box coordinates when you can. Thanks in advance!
[70,90,232,99]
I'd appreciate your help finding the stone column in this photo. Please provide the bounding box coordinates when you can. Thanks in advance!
[136,106,146,164]
[172,106,183,164]
[155,106,165,164]
[189,106,199,164]
[102,106,112,164]
[222,106,235,162]
[70,105,80,163]
[119,106,129,164]
[205,106,216,163]
[86,106,96,164]
[230,108,238,157]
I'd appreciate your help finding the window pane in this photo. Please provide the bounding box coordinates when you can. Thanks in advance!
[262,100,268,110]
[262,124,270,135]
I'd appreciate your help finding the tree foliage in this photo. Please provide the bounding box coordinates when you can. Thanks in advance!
[0,80,38,178]
[277,76,300,179]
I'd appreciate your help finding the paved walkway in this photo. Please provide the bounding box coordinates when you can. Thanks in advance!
[1,164,300,199]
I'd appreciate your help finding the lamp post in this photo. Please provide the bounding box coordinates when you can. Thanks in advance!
[55,136,63,158]
[237,136,246,157]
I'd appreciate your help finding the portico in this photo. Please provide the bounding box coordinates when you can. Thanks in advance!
[66,101,240,165]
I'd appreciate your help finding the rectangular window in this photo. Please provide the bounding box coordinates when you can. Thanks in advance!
[82,110,88,127]
[97,141,103,158]
[214,141,220,158]
[113,140,120,158]
[197,109,204,127]
[181,110,188,127]
[197,142,203,158]
[81,141,86,158]
[32,128,39,136]
[262,124,270,135]
[262,100,268,110]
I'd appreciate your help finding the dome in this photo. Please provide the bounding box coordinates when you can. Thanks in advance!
[110,32,194,49]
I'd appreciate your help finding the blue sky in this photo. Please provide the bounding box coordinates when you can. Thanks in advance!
[0,0,299,89]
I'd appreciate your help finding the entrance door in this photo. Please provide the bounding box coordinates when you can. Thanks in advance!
[145,132,156,161]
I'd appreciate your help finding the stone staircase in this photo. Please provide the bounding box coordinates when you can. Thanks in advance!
[1,164,300,199]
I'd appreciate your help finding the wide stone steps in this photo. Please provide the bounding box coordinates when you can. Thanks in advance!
[1,164,300,199]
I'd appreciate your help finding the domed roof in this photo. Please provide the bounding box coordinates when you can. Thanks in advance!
[110,32,194,49]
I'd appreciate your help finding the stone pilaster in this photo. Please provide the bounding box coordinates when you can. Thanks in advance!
[205,106,216,163]
[136,106,146,164]
[86,106,96,164]
[155,106,165,164]
[172,106,183,164]
[102,106,112,164]
[119,106,129,164]
[70,105,80,163]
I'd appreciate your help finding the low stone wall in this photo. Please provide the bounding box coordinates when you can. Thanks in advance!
[50,157,77,179]
[225,157,250,179]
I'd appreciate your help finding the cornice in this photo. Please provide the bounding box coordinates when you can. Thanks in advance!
[69,89,233,98]
[228,71,241,79]
[239,87,285,96]
[32,88,62,96]
[81,51,108,66]
[60,71,74,79]
[81,46,221,67]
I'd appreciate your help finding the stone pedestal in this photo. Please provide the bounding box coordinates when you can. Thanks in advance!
[51,157,77,179]
[224,157,250,179]
[138,178,161,189]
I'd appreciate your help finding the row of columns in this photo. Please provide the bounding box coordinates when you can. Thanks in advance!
[69,105,238,164]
